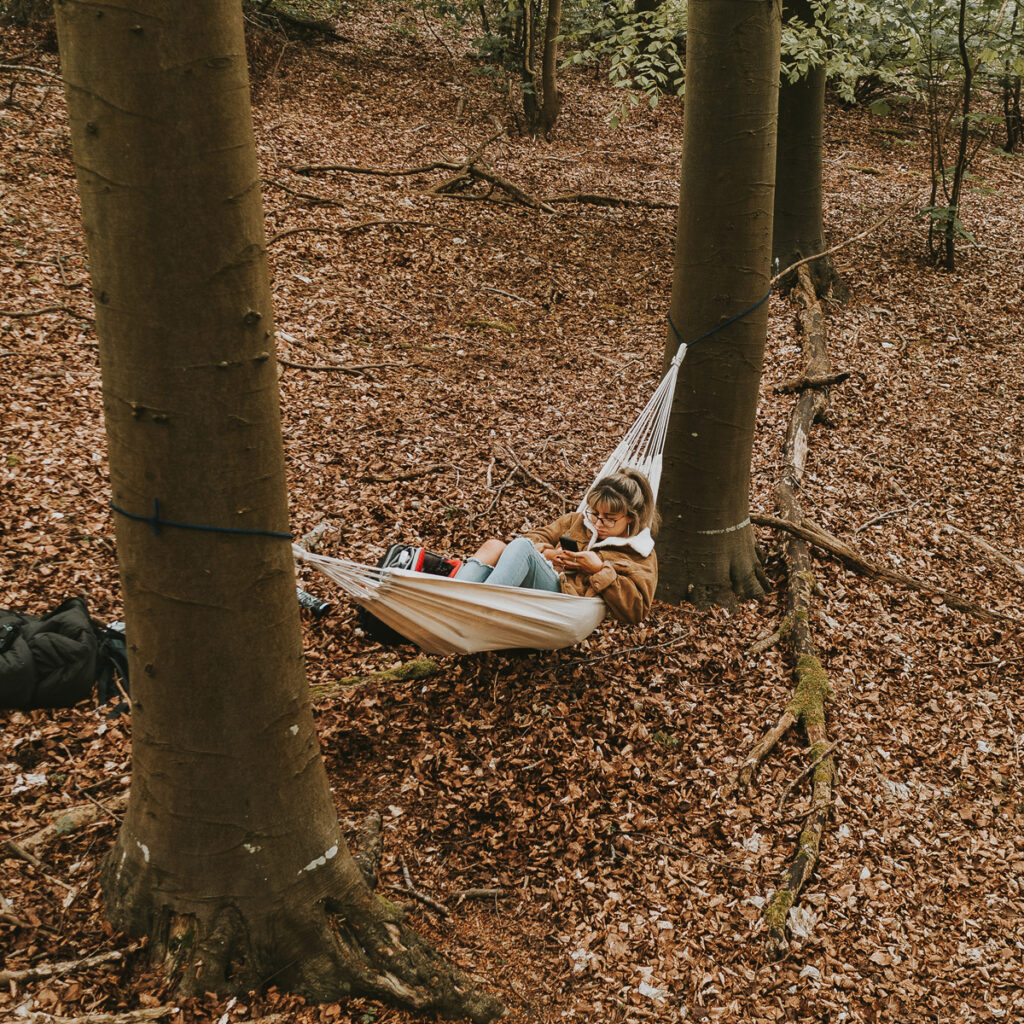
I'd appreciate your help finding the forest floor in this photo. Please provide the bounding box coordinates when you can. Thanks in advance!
[2,5,1024,1023]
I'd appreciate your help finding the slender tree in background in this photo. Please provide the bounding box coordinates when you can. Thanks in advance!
[54,2,500,1019]
[772,0,846,297]
[656,0,781,607]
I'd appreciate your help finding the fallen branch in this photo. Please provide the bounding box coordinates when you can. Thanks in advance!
[10,1008,179,1024]
[252,2,350,38]
[396,855,452,917]
[362,461,454,483]
[291,159,457,177]
[0,64,64,80]
[0,304,93,323]
[745,628,782,656]
[853,502,923,534]
[16,792,128,860]
[0,947,135,985]
[266,218,428,245]
[263,177,347,206]
[940,521,1024,580]
[740,266,839,960]
[750,512,1015,623]
[277,357,409,374]
[453,887,507,901]
[543,191,676,210]
[773,370,859,394]
[310,657,441,701]
[770,191,921,286]
[499,448,571,506]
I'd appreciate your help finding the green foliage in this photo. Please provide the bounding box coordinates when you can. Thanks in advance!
[562,0,688,123]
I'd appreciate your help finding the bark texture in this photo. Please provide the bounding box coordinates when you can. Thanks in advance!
[54,4,501,1020]
[657,0,781,608]
[771,0,846,297]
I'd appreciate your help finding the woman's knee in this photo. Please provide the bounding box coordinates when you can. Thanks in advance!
[472,538,507,566]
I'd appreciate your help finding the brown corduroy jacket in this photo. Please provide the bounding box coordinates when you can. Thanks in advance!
[525,512,657,625]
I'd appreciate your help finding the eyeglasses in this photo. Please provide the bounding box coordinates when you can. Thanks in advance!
[586,508,626,527]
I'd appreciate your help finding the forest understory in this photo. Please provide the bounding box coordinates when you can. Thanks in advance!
[2,5,1024,1023]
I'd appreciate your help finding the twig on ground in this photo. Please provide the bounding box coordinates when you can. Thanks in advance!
[309,658,441,701]
[751,512,1016,623]
[939,521,1024,580]
[266,218,428,245]
[277,357,410,374]
[263,177,348,206]
[15,793,128,860]
[477,284,536,306]
[396,856,452,917]
[543,192,676,210]
[500,447,571,506]
[853,502,922,534]
[770,191,921,285]
[452,888,507,901]
[362,462,454,483]
[11,1007,182,1024]
[0,304,93,323]
[0,947,135,985]
[746,628,782,656]
[0,63,63,80]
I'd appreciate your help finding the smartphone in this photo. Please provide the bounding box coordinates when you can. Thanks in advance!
[558,536,579,552]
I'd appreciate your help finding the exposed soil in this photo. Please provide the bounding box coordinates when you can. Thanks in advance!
[2,6,1023,1023]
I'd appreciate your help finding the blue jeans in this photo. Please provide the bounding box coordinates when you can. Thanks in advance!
[455,537,561,593]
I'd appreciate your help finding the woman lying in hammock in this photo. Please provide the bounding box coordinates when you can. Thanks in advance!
[454,468,659,625]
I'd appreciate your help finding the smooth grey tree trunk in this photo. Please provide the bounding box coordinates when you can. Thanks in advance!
[54,3,501,1019]
[657,0,781,608]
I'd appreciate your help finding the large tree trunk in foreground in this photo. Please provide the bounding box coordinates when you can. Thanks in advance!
[54,4,500,1020]
[657,0,781,607]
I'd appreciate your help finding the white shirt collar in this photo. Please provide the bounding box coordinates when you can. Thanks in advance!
[586,525,655,558]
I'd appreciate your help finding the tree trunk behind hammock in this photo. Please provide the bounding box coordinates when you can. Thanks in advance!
[517,0,563,137]
[657,0,781,609]
[772,0,846,298]
[54,4,501,1020]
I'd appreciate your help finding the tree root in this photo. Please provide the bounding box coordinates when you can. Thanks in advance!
[740,266,839,959]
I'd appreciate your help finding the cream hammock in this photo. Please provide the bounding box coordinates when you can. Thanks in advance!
[295,345,688,656]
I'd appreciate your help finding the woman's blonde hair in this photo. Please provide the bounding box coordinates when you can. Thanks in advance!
[586,468,660,537]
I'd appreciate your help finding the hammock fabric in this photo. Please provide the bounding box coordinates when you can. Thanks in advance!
[295,344,688,656]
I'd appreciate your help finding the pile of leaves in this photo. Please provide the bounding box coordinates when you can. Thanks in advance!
[2,5,1023,1022]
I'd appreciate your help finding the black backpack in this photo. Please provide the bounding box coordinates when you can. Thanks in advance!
[357,545,461,646]
[0,597,129,713]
